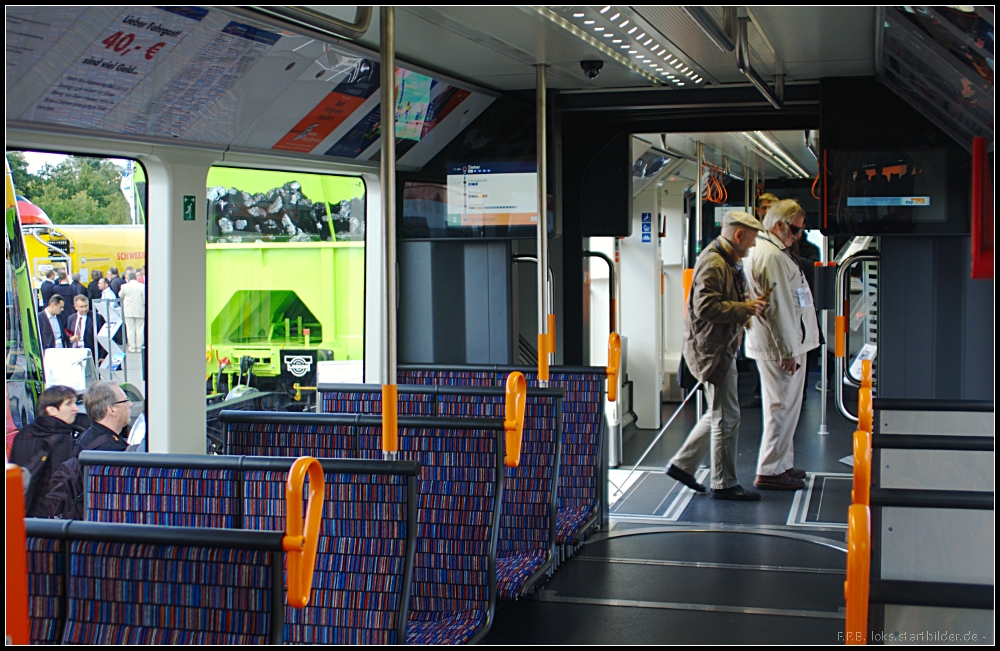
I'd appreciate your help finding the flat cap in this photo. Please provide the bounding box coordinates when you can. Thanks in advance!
[722,210,765,231]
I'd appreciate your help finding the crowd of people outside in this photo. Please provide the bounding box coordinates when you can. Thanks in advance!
[36,265,146,360]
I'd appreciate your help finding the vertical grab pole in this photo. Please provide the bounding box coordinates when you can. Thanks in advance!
[818,239,830,436]
[535,63,550,386]
[694,141,705,420]
[380,7,399,459]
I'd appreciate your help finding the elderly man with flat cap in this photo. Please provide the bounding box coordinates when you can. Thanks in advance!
[665,211,769,500]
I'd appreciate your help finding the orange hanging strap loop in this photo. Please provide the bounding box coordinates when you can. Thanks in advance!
[283,456,325,609]
[852,429,871,507]
[504,371,527,468]
[607,332,621,402]
[537,333,549,382]
[6,464,30,645]
[844,504,871,644]
[381,384,398,454]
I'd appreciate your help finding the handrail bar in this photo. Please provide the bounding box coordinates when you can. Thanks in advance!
[583,250,617,333]
[869,487,994,510]
[872,434,994,452]
[25,518,284,550]
[316,382,564,397]
[397,363,605,375]
[218,410,504,430]
[80,450,422,476]
[834,253,880,422]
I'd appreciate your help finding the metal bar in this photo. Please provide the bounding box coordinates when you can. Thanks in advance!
[380,7,397,388]
[872,434,994,452]
[512,255,554,315]
[573,555,846,575]
[873,398,995,413]
[870,579,994,610]
[818,236,830,435]
[269,550,284,645]
[248,6,372,41]
[683,6,735,52]
[398,474,418,644]
[537,592,844,619]
[536,64,550,384]
[317,382,564,397]
[25,518,285,550]
[870,487,994,510]
[218,409,506,431]
[834,253,879,421]
[583,251,616,332]
[736,16,783,109]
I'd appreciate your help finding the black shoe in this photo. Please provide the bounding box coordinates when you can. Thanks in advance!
[711,485,762,500]
[754,473,805,490]
[666,464,706,492]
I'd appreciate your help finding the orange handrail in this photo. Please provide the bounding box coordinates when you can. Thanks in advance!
[606,333,621,402]
[547,313,556,353]
[844,504,871,645]
[681,268,694,318]
[852,429,871,507]
[858,387,873,435]
[835,316,847,358]
[6,464,30,645]
[381,384,398,454]
[283,456,325,609]
[860,359,872,389]
[536,333,549,382]
[504,371,527,468]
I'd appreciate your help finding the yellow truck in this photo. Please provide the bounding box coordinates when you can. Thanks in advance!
[23,223,146,283]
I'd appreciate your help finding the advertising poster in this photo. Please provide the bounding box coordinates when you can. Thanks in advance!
[23,7,206,127]
[273,60,381,153]
[394,68,431,140]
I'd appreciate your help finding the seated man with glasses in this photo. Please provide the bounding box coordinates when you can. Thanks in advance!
[78,381,131,452]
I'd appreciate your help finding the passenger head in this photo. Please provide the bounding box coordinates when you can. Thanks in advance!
[763,199,806,248]
[46,294,64,315]
[126,272,136,281]
[36,385,79,424]
[45,269,56,280]
[720,211,764,259]
[755,192,779,221]
[83,381,131,431]
[74,295,89,314]
[91,269,102,281]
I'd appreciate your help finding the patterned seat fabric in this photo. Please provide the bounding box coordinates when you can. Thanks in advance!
[26,537,65,645]
[225,421,356,458]
[319,388,559,599]
[243,469,410,644]
[402,425,500,644]
[61,540,274,645]
[85,466,239,528]
[399,369,604,545]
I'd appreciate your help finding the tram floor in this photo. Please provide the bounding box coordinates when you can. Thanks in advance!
[613,370,857,529]
[483,530,846,644]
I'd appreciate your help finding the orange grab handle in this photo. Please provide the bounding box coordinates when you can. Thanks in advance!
[381,384,398,453]
[852,429,871,507]
[860,359,872,389]
[858,387,873,435]
[681,268,694,319]
[504,372,527,468]
[6,464,30,645]
[844,504,871,645]
[606,332,621,402]
[537,333,550,382]
[835,316,847,358]
[283,456,325,609]
[547,314,556,353]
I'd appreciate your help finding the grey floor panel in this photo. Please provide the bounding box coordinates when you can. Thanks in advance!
[482,600,845,644]
[542,560,846,613]
[580,531,846,570]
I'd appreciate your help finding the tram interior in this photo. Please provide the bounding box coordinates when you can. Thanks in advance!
[5,4,994,646]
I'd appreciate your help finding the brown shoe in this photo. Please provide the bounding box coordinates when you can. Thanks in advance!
[754,473,805,490]
[786,467,807,480]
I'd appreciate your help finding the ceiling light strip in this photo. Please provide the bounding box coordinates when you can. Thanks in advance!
[532,6,665,85]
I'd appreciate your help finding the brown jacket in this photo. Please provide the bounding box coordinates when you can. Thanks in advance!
[683,239,751,386]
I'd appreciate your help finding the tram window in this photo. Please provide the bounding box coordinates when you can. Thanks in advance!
[205,166,366,405]
[6,150,147,435]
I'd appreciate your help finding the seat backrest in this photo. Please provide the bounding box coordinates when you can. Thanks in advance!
[222,411,359,458]
[26,536,65,645]
[84,465,239,528]
[27,520,285,645]
[242,460,418,644]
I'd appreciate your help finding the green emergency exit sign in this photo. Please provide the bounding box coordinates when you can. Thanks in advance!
[183,195,196,221]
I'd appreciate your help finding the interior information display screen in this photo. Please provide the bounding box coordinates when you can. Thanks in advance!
[446,162,537,227]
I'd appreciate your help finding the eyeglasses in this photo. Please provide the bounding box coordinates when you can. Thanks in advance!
[787,223,804,235]
[112,398,132,406]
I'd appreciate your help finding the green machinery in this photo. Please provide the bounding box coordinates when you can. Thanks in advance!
[204,166,365,400]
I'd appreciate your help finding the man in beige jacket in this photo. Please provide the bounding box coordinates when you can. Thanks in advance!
[743,199,820,490]
[666,212,769,500]
[118,271,146,353]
